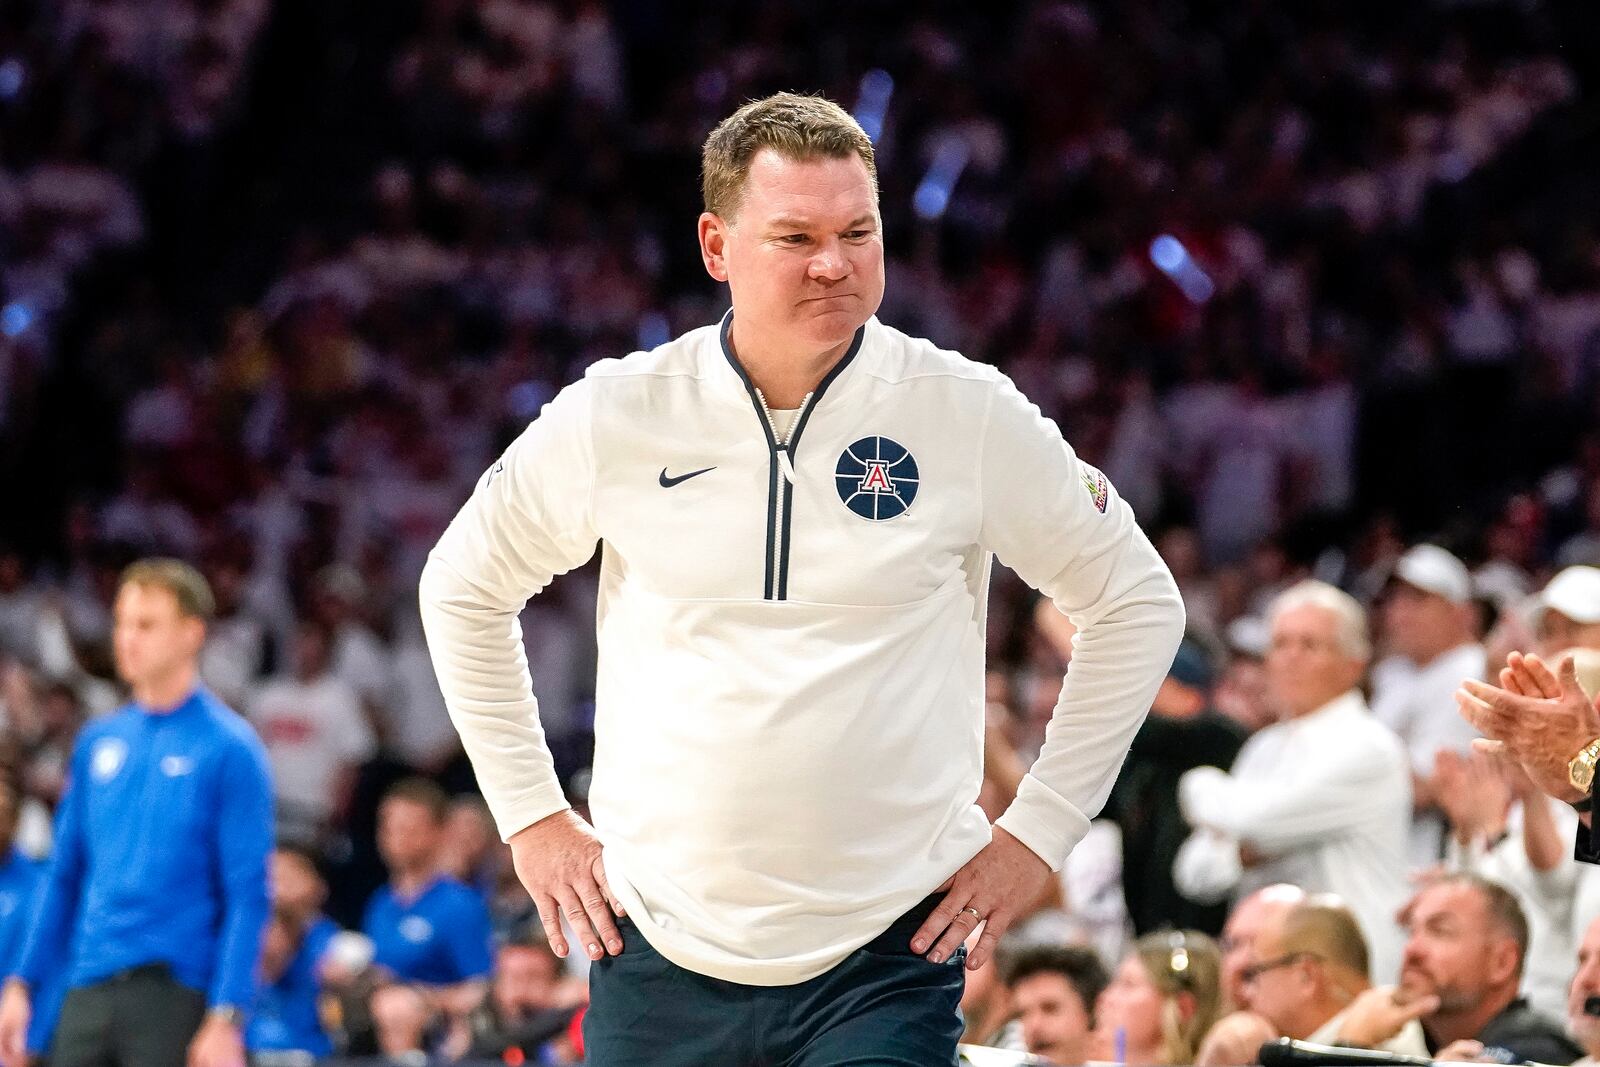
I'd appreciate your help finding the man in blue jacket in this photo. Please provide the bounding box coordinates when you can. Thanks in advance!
[0,558,274,1067]
[0,778,61,1060]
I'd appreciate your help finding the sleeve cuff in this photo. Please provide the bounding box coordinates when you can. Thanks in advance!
[995,774,1092,872]
[493,790,573,843]
[1172,830,1242,903]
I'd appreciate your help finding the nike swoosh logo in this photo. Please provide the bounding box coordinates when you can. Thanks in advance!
[659,466,716,487]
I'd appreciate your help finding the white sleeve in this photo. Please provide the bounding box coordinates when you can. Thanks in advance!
[979,372,1186,870]
[419,379,600,841]
[1178,738,1406,852]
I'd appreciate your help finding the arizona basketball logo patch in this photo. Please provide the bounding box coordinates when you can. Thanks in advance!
[836,437,919,520]
[1081,466,1109,513]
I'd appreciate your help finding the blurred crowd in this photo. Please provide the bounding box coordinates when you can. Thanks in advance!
[3,0,1600,1061]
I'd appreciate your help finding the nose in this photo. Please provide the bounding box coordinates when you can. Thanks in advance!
[808,238,850,281]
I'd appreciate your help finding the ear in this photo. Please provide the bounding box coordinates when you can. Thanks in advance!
[1488,937,1521,988]
[699,212,730,282]
[183,616,207,655]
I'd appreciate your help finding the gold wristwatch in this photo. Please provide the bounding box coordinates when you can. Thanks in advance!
[1569,737,1600,792]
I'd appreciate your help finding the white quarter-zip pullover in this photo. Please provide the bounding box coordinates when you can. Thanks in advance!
[420,314,1184,985]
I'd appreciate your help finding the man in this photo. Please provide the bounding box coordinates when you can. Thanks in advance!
[0,558,274,1067]
[419,92,1184,1064]
[1534,567,1600,654]
[1003,944,1109,1065]
[1175,580,1412,981]
[0,780,59,1061]
[1238,896,1427,1054]
[1371,544,1486,864]
[1219,884,1306,1013]
[363,780,492,1014]
[1570,914,1600,1067]
[1336,874,1579,1063]
[248,619,375,837]
[1105,638,1248,937]
[466,927,578,1061]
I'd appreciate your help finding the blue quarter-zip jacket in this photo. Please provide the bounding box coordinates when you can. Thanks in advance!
[11,687,273,1010]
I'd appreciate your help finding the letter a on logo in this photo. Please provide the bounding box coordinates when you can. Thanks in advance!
[860,462,894,493]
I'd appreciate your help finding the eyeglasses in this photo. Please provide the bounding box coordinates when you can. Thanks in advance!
[1240,952,1315,984]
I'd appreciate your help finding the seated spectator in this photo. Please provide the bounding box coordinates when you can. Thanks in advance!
[271,844,341,962]
[1175,581,1412,980]
[248,619,375,838]
[1000,944,1109,1065]
[465,926,581,1062]
[1092,930,1223,1066]
[1218,884,1306,1013]
[248,905,331,1059]
[437,795,499,896]
[0,778,59,1058]
[1240,895,1427,1054]
[363,779,492,1018]
[370,982,434,1063]
[1336,873,1580,1064]
[959,946,1025,1053]
[1569,914,1600,1067]
[1104,638,1248,938]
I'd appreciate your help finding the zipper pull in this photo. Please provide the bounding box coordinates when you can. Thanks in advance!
[777,447,796,484]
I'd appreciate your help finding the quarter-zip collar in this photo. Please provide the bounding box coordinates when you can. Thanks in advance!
[718,311,866,600]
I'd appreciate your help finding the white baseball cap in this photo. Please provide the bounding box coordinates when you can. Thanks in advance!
[1392,544,1472,605]
[1536,566,1600,627]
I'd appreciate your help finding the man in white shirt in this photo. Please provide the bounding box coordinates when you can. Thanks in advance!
[1370,543,1486,865]
[1176,580,1411,981]
[248,619,375,835]
[419,92,1185,1065]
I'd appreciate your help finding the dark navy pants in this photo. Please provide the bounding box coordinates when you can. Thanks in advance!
[584,895,966,1066]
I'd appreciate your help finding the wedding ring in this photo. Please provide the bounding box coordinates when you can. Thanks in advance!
[960,906,983,920]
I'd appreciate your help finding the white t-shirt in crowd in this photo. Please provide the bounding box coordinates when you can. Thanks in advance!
[1370,642,1487,865]
[249,673,376,821]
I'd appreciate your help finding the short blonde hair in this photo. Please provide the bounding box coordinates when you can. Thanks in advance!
[701,92,878,221]
[119,558,215,621]
[1269,579,1371,661]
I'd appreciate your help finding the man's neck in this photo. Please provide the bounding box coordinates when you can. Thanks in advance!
[728,319,853,410]
[1296,989,1362,1041]
[1411,636,1472,670]
[1425,988,1517,1049]
[132,665,199,713]
[392,865,439,898]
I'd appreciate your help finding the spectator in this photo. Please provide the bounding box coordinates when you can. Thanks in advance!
[1175,580,1412,980]
[1000,944,1109,1065]
[0,779,59,1060]
[1534,568,1600,655]
[1570,914,1600,1067]
[1434,746,1577,1019]
[249,619,375,837]
[959,948,1025,1053]
[1238,895,1426,1054]
[363,780,492,1016]
[1218,884,1307,1013]
[437,795,499,896]
[1104,638,1248,937]
[1092,930,1223,1067]
[1369,544,1487,864]
[247,905,331,1060]
[464,927,580,1062]
[1336,873,1580,1064]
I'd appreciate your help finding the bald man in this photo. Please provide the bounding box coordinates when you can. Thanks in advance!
[1219,885,1307,1012]
[1251,897,1428,1054]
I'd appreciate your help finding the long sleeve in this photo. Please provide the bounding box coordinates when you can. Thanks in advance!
[1178,716,1407,853]
[208,734,274,1009]
[979,372,1186,870]
[13,743,88,989]
[420,380,601,841]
